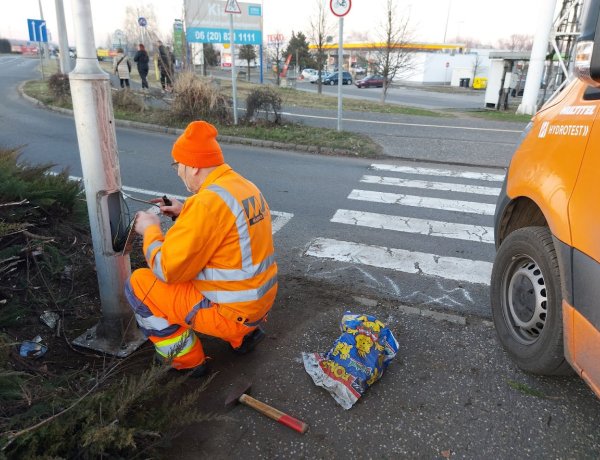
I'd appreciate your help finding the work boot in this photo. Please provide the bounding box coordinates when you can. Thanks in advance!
[232,327,265,355]
[187,361,209,378]
[153,353,209,378]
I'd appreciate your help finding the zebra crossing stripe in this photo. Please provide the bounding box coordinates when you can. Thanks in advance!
[371,164,506,182]
[271,211,294,234]
[348,189,496,215]
[361,175,501,196]
[331,209,494,243]
[305,237,492,285]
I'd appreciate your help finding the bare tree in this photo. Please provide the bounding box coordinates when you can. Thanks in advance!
[268,35,285,86]
[471,53,485,86]
[239,44,257,81]
[122,4,159,52]
[307,0,334,95]
[447,36,489,50]
[373,0,415,103]
[497,34,534,51]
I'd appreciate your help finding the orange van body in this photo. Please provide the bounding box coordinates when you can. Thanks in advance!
[494,79,600,398]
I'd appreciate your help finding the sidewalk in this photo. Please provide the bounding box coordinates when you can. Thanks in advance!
[169,276,600,459]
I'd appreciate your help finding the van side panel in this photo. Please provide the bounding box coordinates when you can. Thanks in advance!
[568,114,600,266]
[566,102,600,393]
[563,301,578,371]
[506,82,594,246]
[573,306,600,397]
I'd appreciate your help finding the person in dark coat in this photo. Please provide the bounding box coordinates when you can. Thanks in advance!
[156,40,173,92]
[133,43,150,89]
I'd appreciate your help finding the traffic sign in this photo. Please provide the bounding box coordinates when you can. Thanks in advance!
[330,0,351,17]
[224,0,241,13]
[138,17,147,27]
[27,19,48,43]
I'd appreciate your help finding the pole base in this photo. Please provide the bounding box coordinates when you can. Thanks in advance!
[73,323,146,358]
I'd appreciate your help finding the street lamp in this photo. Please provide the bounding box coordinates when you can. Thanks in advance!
[443,0,452,43]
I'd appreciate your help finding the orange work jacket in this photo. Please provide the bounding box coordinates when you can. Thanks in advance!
[142,163,278,325]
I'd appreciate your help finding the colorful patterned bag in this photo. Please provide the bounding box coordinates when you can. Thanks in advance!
[302,312,399,409]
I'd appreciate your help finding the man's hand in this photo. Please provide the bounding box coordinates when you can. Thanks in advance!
[134,211,160,236]
[150,196,183,219]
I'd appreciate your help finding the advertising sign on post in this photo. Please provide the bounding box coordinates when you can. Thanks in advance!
[185,0,262,45]
[173,19,184,61]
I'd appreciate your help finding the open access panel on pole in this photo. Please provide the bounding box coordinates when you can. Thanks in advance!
[185,0,262,45]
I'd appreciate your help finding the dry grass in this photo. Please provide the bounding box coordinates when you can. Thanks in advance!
[170,72,231,124]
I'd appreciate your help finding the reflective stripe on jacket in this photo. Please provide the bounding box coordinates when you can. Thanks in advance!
[142,163,277,324]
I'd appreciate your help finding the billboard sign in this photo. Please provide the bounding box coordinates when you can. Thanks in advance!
[185,0,262,45]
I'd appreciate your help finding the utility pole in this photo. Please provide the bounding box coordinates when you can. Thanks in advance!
[517,0,558,115]
[69,0,145,356]
[337,16,343,131]
[38,0,49,61]
[54,0,71,73]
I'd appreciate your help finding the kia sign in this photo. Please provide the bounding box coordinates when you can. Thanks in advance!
[185,0,262,45]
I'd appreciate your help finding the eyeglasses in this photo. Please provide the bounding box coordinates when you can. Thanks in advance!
[171,161,179,171]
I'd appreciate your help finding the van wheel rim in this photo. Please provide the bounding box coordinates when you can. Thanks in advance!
[503,255,548,345]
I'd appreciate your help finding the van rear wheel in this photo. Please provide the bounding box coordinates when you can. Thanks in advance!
[490,226,571,375]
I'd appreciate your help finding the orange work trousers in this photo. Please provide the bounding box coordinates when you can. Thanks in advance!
[125,268,254,370]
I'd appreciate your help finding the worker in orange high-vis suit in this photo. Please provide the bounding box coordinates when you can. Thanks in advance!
[124,121,277,377]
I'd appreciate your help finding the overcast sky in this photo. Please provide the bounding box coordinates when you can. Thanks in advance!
[2,0,548,47]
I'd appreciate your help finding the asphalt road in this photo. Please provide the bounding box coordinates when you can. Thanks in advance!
[2,55,599,458]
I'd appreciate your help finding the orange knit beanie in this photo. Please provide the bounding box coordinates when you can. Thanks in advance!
[171,121,224,168]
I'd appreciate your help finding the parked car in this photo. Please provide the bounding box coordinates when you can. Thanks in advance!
[351,64,366,74]
[355,75,385,88]
[301,68,317,80]
[321,71,352,85]
[309,71,329,83]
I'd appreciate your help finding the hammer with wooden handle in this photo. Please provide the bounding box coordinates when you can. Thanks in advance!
[224,381,309,434]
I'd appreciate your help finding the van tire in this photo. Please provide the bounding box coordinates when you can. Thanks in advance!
[490,226,572,375]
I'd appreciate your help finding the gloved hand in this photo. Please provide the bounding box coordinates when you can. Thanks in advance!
[134,210,160,236]
[150,196,183,220]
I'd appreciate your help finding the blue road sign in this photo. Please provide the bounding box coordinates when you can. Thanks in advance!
[248,5,261,16]
[27,19,47,43]
[138,17,147,27]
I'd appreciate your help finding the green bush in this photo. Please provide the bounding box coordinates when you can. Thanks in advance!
[47,73,70,103]
[245,86,282,124]
[170,72,231,124]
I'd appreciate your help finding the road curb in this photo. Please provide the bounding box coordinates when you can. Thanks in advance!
[18,81,369,158]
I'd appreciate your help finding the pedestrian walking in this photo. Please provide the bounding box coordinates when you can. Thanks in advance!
[156,40,174,92]
[113,47,131,89]
[125,121,278,376]
[133,43,150,89]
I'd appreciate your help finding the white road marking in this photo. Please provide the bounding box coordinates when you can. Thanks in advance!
[280,111,523,133]
[305,237,492,285]
[361,175,501,196]
[270,211,294,234]
[331,209,494,243]
[370,164,506,182]
[348,189,496,215]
